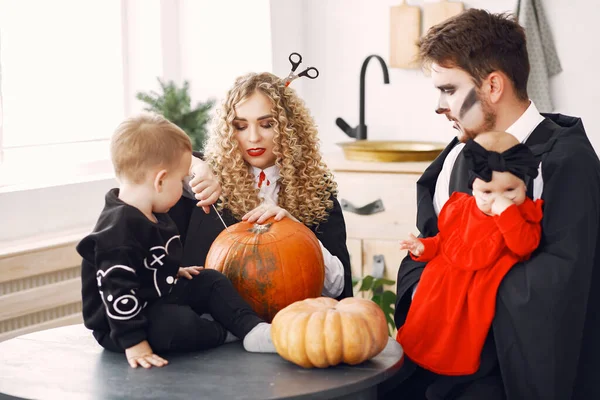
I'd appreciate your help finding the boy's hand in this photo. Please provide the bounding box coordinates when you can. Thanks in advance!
[491,196,514,216]
[242,203,299,224]
[189,157,222,214]
[177,266,204,280]
[125,340,168,369]
[399,233,425,257]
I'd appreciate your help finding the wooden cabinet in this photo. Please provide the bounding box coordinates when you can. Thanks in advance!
[325,153,429,294]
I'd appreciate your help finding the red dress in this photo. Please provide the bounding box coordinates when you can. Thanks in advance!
[396,192,543,375]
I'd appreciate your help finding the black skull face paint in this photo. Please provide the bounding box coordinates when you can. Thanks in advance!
[459,88,479,119]
[431,63,496,142]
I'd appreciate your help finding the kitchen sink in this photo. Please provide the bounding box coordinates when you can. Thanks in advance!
[337,140,446,162]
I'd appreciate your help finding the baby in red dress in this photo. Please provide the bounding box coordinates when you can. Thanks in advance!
[396,131,543,376]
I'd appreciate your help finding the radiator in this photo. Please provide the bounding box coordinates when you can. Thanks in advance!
[0,239,84,342]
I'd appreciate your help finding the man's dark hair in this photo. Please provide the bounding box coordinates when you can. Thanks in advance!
[419,9,530,101]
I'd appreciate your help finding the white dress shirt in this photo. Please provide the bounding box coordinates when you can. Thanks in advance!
[433,101,545,215]
[251,166,345,298]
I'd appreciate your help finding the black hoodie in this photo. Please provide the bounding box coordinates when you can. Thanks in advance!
[76,189,182,349]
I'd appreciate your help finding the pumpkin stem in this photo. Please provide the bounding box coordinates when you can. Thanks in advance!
[250,223,272,234]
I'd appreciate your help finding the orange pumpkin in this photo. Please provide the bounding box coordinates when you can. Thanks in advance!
[271,297,389,368]
[205,217,325,322]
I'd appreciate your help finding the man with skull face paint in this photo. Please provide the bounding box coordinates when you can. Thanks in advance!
[381,9,600,400]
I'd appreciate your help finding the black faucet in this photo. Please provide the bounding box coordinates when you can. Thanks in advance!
[336,54,390,140]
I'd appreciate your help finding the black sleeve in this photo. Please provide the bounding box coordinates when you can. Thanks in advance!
[315,196,353,300]
[494,136,600,399]
[172,202,235,267]
[94,248,148,349]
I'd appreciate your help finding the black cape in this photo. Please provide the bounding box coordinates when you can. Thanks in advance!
[395,114,600,399]
[168,193,353,300]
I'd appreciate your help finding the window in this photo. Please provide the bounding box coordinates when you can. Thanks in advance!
[0,0,125,186]
[0,0,273,243]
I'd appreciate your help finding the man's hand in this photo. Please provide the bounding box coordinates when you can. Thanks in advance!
[491,196,514,216]
[125,340,168,369]
[399,233,425,257]
[189,156,222,214]
[242,203,299,224]
[177,266,204,280]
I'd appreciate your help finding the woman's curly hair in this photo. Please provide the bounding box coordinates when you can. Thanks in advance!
[204,72,338,227]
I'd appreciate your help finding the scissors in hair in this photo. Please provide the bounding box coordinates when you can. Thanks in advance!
[283,52,319,87]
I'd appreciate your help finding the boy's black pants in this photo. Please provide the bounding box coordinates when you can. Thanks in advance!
[97,269,263,352]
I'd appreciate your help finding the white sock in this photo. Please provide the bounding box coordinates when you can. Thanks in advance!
[243,322,276,353]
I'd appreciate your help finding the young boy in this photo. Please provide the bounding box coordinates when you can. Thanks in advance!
[77,114,275,369]
[397,131,543,377]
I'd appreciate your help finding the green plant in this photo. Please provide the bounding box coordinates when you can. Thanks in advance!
[353,275,397,336]
[136,78,215,151]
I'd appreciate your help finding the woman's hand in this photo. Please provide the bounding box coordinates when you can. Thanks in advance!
[125,340,168,369]
[399,233,425,257]
[189,156,221,214]
[242,203,299,224]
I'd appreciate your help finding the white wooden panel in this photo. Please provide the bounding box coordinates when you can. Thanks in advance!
[362,239,409,294]
[0,278,82,321]
[0,243,82,284]
[334,171,419,241]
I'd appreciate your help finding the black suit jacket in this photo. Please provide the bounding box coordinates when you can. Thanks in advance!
[395,114,600,400]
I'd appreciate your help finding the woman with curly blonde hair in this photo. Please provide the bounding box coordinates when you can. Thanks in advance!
[170,72,352,299]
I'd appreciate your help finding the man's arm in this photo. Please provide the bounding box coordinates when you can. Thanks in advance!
[495,135,600,399]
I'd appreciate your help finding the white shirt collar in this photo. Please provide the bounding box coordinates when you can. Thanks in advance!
[251,165,281,204]
[505,101,545,143]
[251,165,280,185]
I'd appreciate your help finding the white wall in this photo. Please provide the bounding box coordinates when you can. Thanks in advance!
[2,0,598,245]
[0,0,276,244]
[178,0,273,105]
[271,0,600,154]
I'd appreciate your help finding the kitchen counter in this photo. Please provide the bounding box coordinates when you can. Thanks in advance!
[323,150,432,295]
[324,151,430,174]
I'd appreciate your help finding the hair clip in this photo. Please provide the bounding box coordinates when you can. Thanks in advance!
[463,140,539,188]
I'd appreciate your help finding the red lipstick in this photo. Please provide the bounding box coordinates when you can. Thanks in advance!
[247,148,266,157]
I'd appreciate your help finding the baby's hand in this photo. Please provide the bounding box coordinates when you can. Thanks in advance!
[125,340,168,369]
[177,266,204,280]
[491,196,514,216]
[399,233,425,257]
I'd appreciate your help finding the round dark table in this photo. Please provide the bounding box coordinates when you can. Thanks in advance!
[0,324,404,400]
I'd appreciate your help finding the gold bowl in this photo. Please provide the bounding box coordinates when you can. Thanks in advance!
[337,140,447,162]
